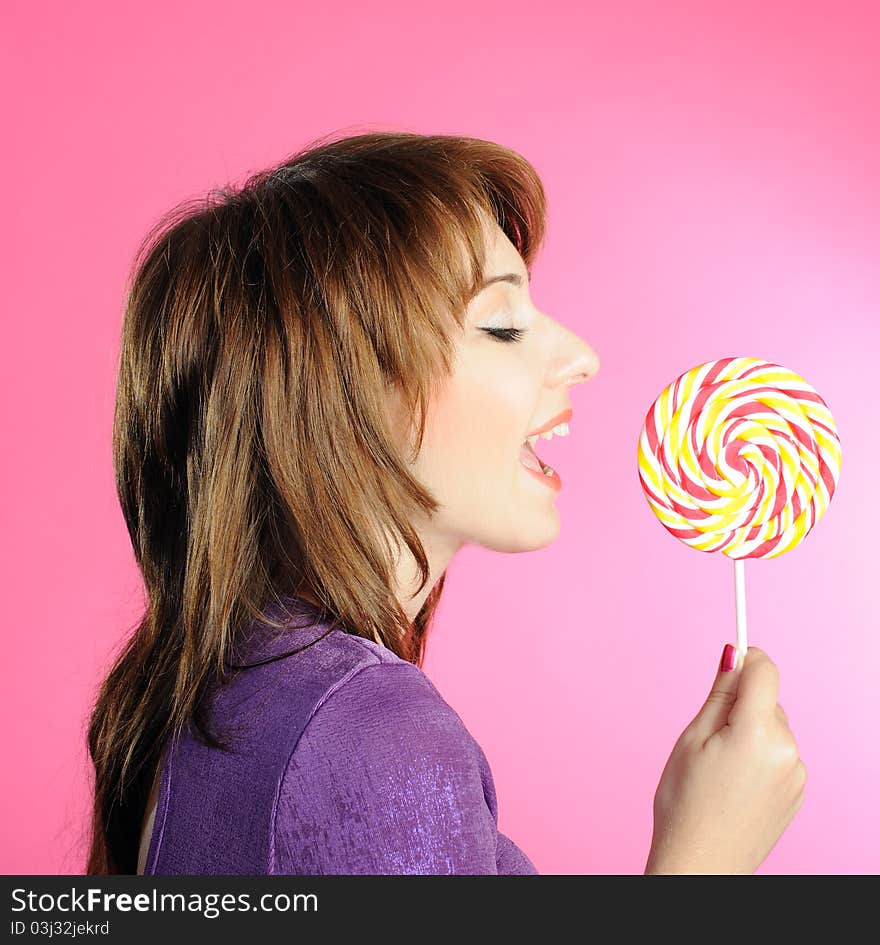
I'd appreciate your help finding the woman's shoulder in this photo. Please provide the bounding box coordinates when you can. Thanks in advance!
[297,648,474,754]
[215,626,406,724]
[205,626,473,788]
[147,628,458,874]
[257,629,476,762]
[270,644,502,874]
[281,638,498,805]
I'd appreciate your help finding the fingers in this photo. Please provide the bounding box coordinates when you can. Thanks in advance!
[783,783,806,827]
[728,646,780,727]
[783,760,807,824]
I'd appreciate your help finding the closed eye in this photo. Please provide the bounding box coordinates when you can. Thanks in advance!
[481,327,526,343]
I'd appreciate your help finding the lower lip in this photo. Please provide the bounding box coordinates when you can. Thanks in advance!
[519,458,563,492]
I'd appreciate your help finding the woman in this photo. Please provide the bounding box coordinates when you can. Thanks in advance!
[87,130,806,875]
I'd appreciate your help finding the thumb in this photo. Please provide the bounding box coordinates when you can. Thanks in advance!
[689,643,744,740]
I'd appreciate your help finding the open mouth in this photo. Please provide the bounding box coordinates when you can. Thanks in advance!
[519,438,555,477]
[519,416,570,484]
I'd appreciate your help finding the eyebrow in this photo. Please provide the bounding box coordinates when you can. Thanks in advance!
[477,270,531,293]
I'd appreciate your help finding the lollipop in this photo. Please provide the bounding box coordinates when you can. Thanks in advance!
[637,356,841,658]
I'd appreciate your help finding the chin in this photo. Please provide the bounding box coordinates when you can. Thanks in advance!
[477,508,562,553]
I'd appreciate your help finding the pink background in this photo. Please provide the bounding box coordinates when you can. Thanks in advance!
[3,1,878,874]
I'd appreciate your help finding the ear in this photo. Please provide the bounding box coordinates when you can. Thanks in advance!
[382,379,417,458]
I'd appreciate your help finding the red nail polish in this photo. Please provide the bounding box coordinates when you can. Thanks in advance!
[720,643,737,672]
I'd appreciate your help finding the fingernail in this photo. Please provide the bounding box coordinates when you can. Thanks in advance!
[720,643,737,672]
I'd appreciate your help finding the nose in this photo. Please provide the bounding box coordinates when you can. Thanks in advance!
[552,326,600,388]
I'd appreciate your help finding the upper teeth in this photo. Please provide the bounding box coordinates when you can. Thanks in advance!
[526,422,569,447]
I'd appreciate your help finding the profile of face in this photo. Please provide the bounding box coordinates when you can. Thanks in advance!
[389,211,600,574]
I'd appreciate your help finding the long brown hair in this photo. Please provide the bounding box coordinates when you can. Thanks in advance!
[85,129,547,874]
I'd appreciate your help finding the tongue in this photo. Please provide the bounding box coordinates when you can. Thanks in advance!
[519,441,544,472]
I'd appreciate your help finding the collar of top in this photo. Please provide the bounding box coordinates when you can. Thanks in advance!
[226,593,339,669]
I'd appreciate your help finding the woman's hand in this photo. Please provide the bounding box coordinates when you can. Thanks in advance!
[645,645,807,875]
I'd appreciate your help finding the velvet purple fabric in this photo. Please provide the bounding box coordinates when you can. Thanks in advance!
[143,596,537,875]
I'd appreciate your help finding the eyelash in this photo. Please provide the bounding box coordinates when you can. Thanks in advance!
[482,327,526,343]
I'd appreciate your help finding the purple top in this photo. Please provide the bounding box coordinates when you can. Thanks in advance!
[143,596,537,875]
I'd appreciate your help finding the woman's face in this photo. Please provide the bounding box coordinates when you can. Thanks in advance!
[396,216,600,565]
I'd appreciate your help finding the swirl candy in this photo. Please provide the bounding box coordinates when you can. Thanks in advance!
[637,356,842,656]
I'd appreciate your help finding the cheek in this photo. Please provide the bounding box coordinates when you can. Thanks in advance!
[421,363,533,476]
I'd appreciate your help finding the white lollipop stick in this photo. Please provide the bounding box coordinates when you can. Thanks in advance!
[733,558,748,662]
